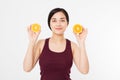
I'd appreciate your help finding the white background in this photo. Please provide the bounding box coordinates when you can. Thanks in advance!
[0,0,120,80]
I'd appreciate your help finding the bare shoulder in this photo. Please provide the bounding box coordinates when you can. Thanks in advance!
[37,39,45,46]
[36,39,46,54]
[33,39,46,63]
[71,41,78,49]
[70,41,78,55]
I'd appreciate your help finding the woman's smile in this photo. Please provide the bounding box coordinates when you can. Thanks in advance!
[55,27,63,30]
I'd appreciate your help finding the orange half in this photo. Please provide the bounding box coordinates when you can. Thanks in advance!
[73,24,83,34]
[31,23,41,32]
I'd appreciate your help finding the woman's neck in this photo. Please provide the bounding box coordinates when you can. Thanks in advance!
[50,33,65,42]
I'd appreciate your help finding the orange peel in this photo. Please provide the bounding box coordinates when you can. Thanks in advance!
[73,24,83,34]
[31,23,41,32]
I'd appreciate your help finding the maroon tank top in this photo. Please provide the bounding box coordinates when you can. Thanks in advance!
[39,38,73,80]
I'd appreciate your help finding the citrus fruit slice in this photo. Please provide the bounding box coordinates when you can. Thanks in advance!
[73,24,83,34]
[31,23,40,32]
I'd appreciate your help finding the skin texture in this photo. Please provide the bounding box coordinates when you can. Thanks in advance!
[23,11,89,74]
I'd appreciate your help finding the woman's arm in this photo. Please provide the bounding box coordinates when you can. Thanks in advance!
[23,25,41,72]
[72,27,89,74]
[23,41,40,72]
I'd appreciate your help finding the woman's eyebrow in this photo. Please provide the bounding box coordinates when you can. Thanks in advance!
[51,17,66,19]
[51,18,56,20]
[60,17,66,19]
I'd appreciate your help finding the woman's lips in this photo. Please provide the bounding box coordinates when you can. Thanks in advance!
[55,28,62,30]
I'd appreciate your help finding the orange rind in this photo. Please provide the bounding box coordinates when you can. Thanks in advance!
[73,24,83,34]
[31,23,41,32]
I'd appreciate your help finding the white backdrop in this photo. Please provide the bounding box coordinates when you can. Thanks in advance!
[0,0,120,80]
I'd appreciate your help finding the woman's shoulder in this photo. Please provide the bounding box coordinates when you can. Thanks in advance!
[37,39,45,44]
[67,39,78,52]
[67,40,79,56]
[37,38,49,46]
[36,38,49,53]
[66,39,77,47]
[37,38,50,47]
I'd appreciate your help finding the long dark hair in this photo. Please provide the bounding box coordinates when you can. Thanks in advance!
[48,8,69,29]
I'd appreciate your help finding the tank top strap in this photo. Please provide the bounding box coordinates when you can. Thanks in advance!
[66,38,73,59]
[45,38,49,46]
[66,39,72,53]
[40,38,49,55]
[66,39,70,47]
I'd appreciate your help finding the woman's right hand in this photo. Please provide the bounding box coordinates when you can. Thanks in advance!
[27,25,41,43]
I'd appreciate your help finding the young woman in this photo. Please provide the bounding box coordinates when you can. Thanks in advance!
[23,8,89,80]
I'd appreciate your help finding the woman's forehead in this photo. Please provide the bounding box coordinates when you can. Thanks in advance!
[51,12,66,18]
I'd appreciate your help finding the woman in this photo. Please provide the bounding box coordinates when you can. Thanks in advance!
[23,8,89,80]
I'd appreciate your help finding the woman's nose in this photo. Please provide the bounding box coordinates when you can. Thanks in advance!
[56,21,61,26]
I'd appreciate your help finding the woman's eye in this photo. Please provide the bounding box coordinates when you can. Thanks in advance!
[52,20,56,22]
[61,20,65,22]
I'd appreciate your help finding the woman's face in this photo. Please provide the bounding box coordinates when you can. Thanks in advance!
[50,12,68,35]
